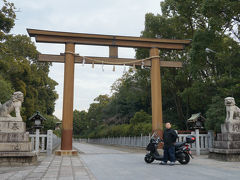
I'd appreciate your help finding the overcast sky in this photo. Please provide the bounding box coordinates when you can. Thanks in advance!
[7,0,162,119]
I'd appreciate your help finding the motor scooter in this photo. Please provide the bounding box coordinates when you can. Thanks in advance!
[144,133,195,164]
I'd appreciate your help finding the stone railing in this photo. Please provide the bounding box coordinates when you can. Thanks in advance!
[178,130,214,155]
[29,130,61,155]
[74,130,214,155]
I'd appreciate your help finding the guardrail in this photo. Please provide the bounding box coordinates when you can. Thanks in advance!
[29,130,61,155]
[74,130,214,155]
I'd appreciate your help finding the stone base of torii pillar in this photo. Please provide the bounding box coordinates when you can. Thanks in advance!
[55,150,78,156]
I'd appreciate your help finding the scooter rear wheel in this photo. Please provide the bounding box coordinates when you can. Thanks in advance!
[144,153,154,163]
[178,152,190,164]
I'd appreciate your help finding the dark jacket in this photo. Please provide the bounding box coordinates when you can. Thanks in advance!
[163,128,178,148]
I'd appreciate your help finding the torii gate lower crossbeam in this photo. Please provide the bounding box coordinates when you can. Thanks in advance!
[27,29,190,155]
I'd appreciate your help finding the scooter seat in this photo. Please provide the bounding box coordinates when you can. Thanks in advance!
[175,142,185,147]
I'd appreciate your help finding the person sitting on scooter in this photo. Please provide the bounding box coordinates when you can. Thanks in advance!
[160,122,178,166]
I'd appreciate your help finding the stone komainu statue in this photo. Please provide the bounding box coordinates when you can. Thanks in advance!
[0,91,24,121]
[225,97,240,122]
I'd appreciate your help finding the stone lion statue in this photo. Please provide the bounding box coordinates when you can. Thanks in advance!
[0,91,24,121]
[225,97,240,122]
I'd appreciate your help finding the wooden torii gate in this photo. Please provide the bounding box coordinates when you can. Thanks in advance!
[27,29,190,155]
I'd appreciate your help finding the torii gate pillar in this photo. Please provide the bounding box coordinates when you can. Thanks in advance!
[150,48,163,138]
[55,43,78,156]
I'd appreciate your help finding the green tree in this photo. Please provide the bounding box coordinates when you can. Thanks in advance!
[135,0,240,131]
[0,0,16,35]
[0,75,13,103]
[43,115,59,132]
[130,110,151,125]
[0,1,58,129]
[103,69,152,125]
[73,110,88,137]
[205,96,225,132]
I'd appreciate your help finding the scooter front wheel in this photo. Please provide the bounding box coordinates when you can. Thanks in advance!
[144,153,154,163]
[178,152,190,164]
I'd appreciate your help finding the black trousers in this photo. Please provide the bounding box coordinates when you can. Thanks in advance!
[163,145,175,162]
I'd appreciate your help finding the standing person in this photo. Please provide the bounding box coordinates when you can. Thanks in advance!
[160,122,178,166]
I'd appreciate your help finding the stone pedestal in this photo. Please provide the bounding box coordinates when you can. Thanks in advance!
[55,150,78,156]
[0,120,37,166]
[209,121,240,161]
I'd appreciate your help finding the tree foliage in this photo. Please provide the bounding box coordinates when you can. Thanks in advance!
[72,0,240,138]
[205,96,225,132]
[0,0,16,35]
[0,1,59,128]
[130,110,152,125]
[136,0,240,131]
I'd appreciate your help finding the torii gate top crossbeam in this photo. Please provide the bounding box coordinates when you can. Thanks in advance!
[27,29,191,50]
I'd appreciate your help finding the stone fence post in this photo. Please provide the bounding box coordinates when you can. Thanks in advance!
[35,129,40,153]
[195,129,200,156]
[208,130,214,148]
[47,130,53,156]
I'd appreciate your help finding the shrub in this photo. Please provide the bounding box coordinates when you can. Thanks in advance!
[130,110,152,125]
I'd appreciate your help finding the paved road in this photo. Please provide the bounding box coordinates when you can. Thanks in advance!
[74,142,240,180]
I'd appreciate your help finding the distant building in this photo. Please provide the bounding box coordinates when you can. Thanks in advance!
[55,121,62,130]
[187,113,206,130]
